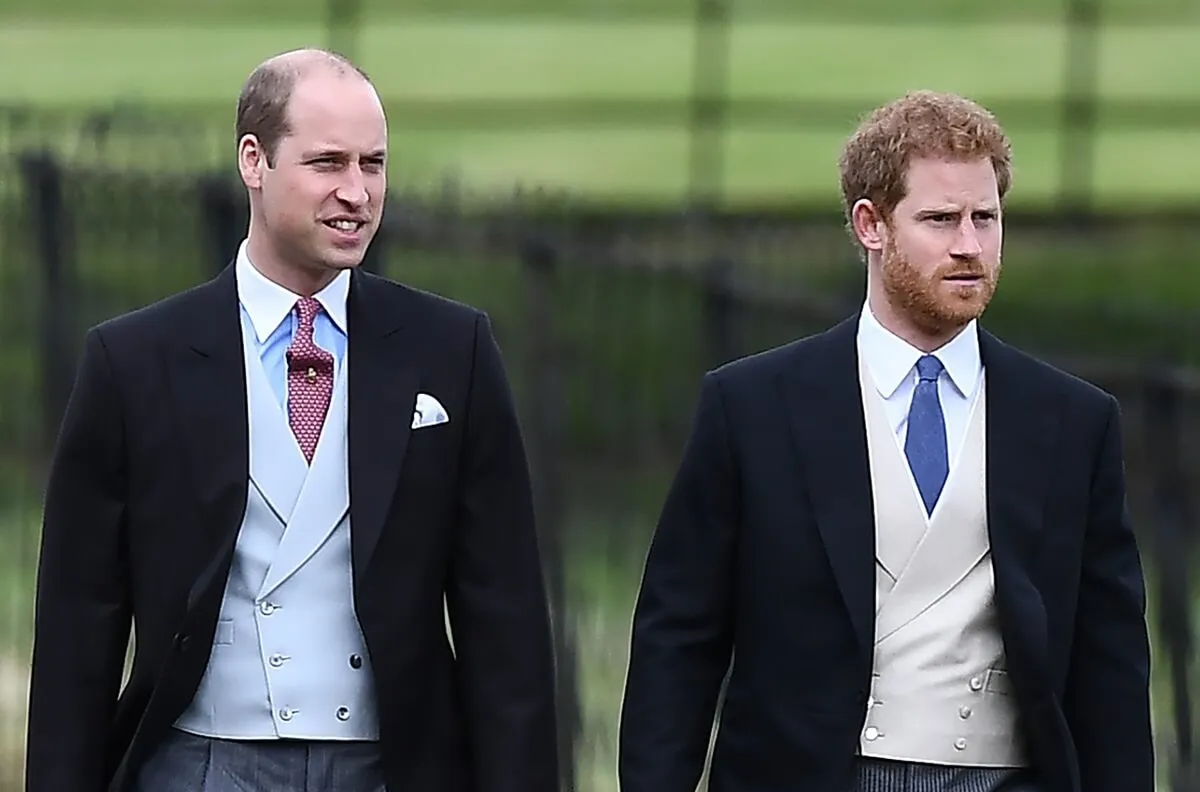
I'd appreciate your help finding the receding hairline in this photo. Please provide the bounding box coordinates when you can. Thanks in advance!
[254,47,371,85]
[235,48,377,161]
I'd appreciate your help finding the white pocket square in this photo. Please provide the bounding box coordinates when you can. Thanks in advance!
[412,393,450,430]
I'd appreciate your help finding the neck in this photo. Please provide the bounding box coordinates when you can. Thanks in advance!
[866,288,964,354]
[245,230,335,298]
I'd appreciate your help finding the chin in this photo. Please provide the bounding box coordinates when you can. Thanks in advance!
[321,249,368,270]
[911,295,986,333]
[939,303,989,328]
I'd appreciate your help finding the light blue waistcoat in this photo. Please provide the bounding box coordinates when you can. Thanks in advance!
[173,307,378,741]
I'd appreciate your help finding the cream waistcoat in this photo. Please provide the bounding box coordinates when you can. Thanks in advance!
[857,358,1027,767]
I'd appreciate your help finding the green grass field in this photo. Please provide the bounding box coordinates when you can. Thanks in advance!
[1,18,1198,206]
[2,0,1198,22]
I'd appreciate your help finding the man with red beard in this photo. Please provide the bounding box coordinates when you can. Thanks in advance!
[618,91,1152,792]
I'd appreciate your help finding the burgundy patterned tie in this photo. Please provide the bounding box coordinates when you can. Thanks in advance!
[286,297,335,463]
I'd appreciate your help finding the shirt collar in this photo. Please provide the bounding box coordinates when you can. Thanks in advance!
[856,301,982,400]
[235,239,350,343]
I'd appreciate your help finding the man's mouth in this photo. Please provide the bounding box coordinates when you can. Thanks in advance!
[944,273,983,282]
[323,219,366,233]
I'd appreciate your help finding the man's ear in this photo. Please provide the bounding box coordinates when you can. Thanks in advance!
[237,134,267,190]
[850,198,886,254]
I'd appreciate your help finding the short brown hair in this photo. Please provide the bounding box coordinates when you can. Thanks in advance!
[235,48,372,166]
[838,90,1013,225]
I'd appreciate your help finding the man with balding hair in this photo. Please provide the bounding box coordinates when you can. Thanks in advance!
[618,91,1152,792]
[26,48,559,792]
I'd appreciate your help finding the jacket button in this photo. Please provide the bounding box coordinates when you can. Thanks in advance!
[349,654,363,669]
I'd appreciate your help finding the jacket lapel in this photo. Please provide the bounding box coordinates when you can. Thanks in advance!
[347,272,420,584]
[777,315,876,654]
[164,264,250,609]
[980,332,1060,572]
[980,332,1061,674]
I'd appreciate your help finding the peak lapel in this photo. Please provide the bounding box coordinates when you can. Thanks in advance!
[777,316,876,653]
[347,273,420,584]
[980,331,1062,676]
[981,332,1060,575]
[164,264,250,608]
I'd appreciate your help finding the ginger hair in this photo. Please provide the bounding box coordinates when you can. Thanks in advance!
[838,90,1013,225]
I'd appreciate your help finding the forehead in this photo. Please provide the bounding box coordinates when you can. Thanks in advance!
[282,71,387,151]
[901,157,998,207]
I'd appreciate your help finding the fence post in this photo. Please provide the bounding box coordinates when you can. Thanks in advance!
[1143,374,1200,790]
[1060,0,1101,213]
[520,235,579,792]
[687,0,730,207]
[197,173,245,276]
[18,150,77,459]
[702,256,737,368]
[688,0,735,370]
[326,0,362,61]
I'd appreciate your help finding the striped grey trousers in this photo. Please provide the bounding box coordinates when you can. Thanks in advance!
[853,757,1042,791]
[131,728,387,792]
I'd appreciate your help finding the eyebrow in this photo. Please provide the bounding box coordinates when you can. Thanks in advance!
[302,148,387,160]
[915,205,999,217]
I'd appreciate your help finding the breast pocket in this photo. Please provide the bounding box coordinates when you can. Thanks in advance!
[403,390,462,464]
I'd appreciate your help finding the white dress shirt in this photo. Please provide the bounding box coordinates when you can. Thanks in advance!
[855,302,984,469]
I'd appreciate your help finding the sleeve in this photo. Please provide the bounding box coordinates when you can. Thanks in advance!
[619,371,739,792]
[26,327,132,792]
[443,312,560,792]
[1062,394,1154,791]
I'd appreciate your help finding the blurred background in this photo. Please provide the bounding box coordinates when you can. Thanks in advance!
[1,0,1199,789]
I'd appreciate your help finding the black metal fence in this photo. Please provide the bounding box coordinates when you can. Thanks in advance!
[2,138,1200,788]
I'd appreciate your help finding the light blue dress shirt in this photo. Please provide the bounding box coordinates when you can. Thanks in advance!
[234,242,350,412]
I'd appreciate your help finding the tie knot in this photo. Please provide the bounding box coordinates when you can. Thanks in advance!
[294,297,322,328]
[916,354,944,382]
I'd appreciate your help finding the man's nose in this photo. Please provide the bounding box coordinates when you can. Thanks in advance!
[335,168,370,206]
[950,219,983,258]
